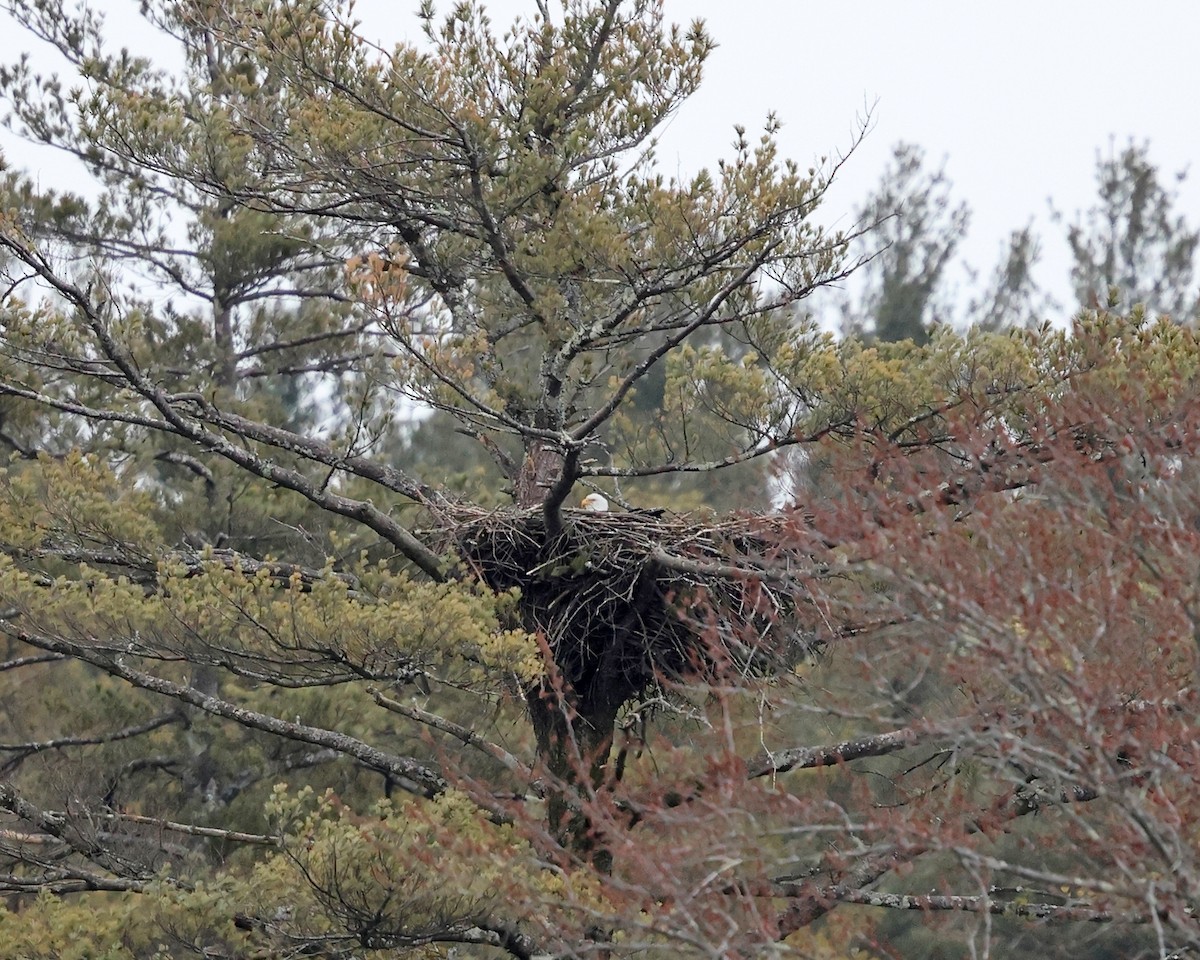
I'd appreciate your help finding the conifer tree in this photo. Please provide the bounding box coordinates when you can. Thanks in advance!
[1,3,1199,958]
[1057,139,1200,320]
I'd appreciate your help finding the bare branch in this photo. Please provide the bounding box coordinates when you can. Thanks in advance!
[0,711,184,770]
[0,781,153,880]
[370,688,533,781]
[746,724,923,779]
[792,883,1148,924]
[11,629,449,800]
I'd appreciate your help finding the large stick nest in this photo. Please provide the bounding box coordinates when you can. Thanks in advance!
[439,506,819,707]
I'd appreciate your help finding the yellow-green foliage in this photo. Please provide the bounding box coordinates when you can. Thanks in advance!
[0,551,540,688]
[0,448,540,687]
[778,323,1047,437]
[263,784,608,947]
[0,781,610,959]
[0,451,162,557]
[1072,308,1200,405]
[0,891,137,960]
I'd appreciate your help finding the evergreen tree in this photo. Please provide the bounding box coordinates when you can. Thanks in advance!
[1057,139,1200,320]
[839,142,970,344]
[0,4,1198,958]
[968,223,1053,331]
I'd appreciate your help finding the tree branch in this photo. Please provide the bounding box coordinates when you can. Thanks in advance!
[0,781,154,881]
[782,882,1148,923]
[746,724,923,779]
[0,238,450,580]
[370,688,533,781]
[12,629,449,800]
[0,711,184,774]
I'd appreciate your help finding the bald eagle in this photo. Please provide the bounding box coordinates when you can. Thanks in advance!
[580,492,609,512]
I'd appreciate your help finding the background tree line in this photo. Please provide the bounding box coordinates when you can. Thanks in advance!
[832,139,1199,344]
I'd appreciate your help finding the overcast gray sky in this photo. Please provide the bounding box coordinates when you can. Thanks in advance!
[393,0,1198,313]
[4,0,1199,315]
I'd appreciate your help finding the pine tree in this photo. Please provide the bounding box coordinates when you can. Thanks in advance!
[1,4,1199,958]
[1057,139,1200,320]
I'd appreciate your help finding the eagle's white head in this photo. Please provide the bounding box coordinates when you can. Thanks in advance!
[580,492,609,512]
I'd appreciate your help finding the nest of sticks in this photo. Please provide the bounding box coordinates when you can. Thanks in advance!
[441,506,817,706]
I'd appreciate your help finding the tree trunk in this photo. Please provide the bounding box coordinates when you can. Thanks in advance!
[513,439,563,507]
[513,438,621,871]
[527,680,621,874]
